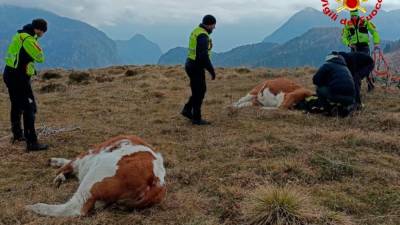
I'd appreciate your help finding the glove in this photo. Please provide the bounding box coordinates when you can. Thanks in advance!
[211,73,216,80]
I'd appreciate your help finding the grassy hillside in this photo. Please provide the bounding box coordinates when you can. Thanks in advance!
[0,66,399,225]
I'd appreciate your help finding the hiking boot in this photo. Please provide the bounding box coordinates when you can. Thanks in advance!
[26,142,49,152]
[181,109,193,120]
[11,136,26,144]
[192,119,211,125]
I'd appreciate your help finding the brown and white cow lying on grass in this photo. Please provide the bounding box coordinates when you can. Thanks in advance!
[26,135,166,217]
[233,78,313,109]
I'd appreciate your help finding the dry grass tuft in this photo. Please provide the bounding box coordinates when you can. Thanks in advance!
[125,69,140,77]
[236,68,252,74]
[39,83,67,94]
[95,76,114,83]
[242,186,315,225]
[41,71,63,80]
[68,71,91,84]
[104,66,129,75]
[243,186,356,225]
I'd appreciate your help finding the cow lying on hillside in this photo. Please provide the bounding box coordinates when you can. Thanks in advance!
[26,135,166,217]
[233,78,313,109]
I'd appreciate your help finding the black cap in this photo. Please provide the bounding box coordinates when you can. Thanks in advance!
[32,18,47,32]
[202,15,216,25]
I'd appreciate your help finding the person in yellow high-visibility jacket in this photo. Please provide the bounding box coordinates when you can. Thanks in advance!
[342,10,380,55]
[342,10,380,91]
[2,19,49,151]
[181,15,217,125]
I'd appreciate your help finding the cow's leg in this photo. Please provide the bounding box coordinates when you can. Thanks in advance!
[26,176,98,217]
[80,197,97,216]
[53,162,76,187]
[280,88,312,109]
[131,184,167,209]
[49,158,71,168]
[233,94,254,108]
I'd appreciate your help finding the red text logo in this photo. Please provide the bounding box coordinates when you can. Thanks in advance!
[321,0,384,25]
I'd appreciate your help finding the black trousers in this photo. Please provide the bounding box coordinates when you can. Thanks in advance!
[353,63,374,104]
[316,86,355,117]
[351,45,375,91]
[351,45,370,55]
[3,66,38,144]
[183,60,207,121]
[316,87,355,106]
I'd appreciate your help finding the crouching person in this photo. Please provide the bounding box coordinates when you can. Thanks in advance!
[312,53,356,117]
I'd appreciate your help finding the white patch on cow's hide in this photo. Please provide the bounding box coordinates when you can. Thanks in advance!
[257,88,285,108]
[49,158,71,168]
[232,94,254,108]
[26,140,166,217]
[153,153,166,186]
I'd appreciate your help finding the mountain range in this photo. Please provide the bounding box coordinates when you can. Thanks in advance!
[263,7,400,44]
[0,5,118,69]
[1,5,399,70]
[0,5,162,69]
[159,7,400,68]
[158,27,347,68]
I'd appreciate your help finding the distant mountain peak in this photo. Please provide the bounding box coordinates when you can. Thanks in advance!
[115,34,149,42]
[263,7,337,44]
[115,34,162,65]
[130,33,147,40]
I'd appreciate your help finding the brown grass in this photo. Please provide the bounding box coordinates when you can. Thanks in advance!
[41,70,63,80]
[242,186,315,225]
[242,186,353,225]
[68,71,91,84]
[40,83,67,94]
[0,65,399,225]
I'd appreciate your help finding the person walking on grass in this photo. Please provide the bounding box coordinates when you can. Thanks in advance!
[181,15,217,125]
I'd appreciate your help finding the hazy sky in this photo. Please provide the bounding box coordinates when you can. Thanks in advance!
[1,0,400,52]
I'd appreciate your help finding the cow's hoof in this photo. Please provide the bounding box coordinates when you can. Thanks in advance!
[49,158,61,167]
[53,174,66,188]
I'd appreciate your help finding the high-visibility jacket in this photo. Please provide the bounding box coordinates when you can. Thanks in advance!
[188,26,212,60]
[342,19,380,47]
[5,32,44,76]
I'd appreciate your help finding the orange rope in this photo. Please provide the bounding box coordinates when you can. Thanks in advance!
[372,48,398,88]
